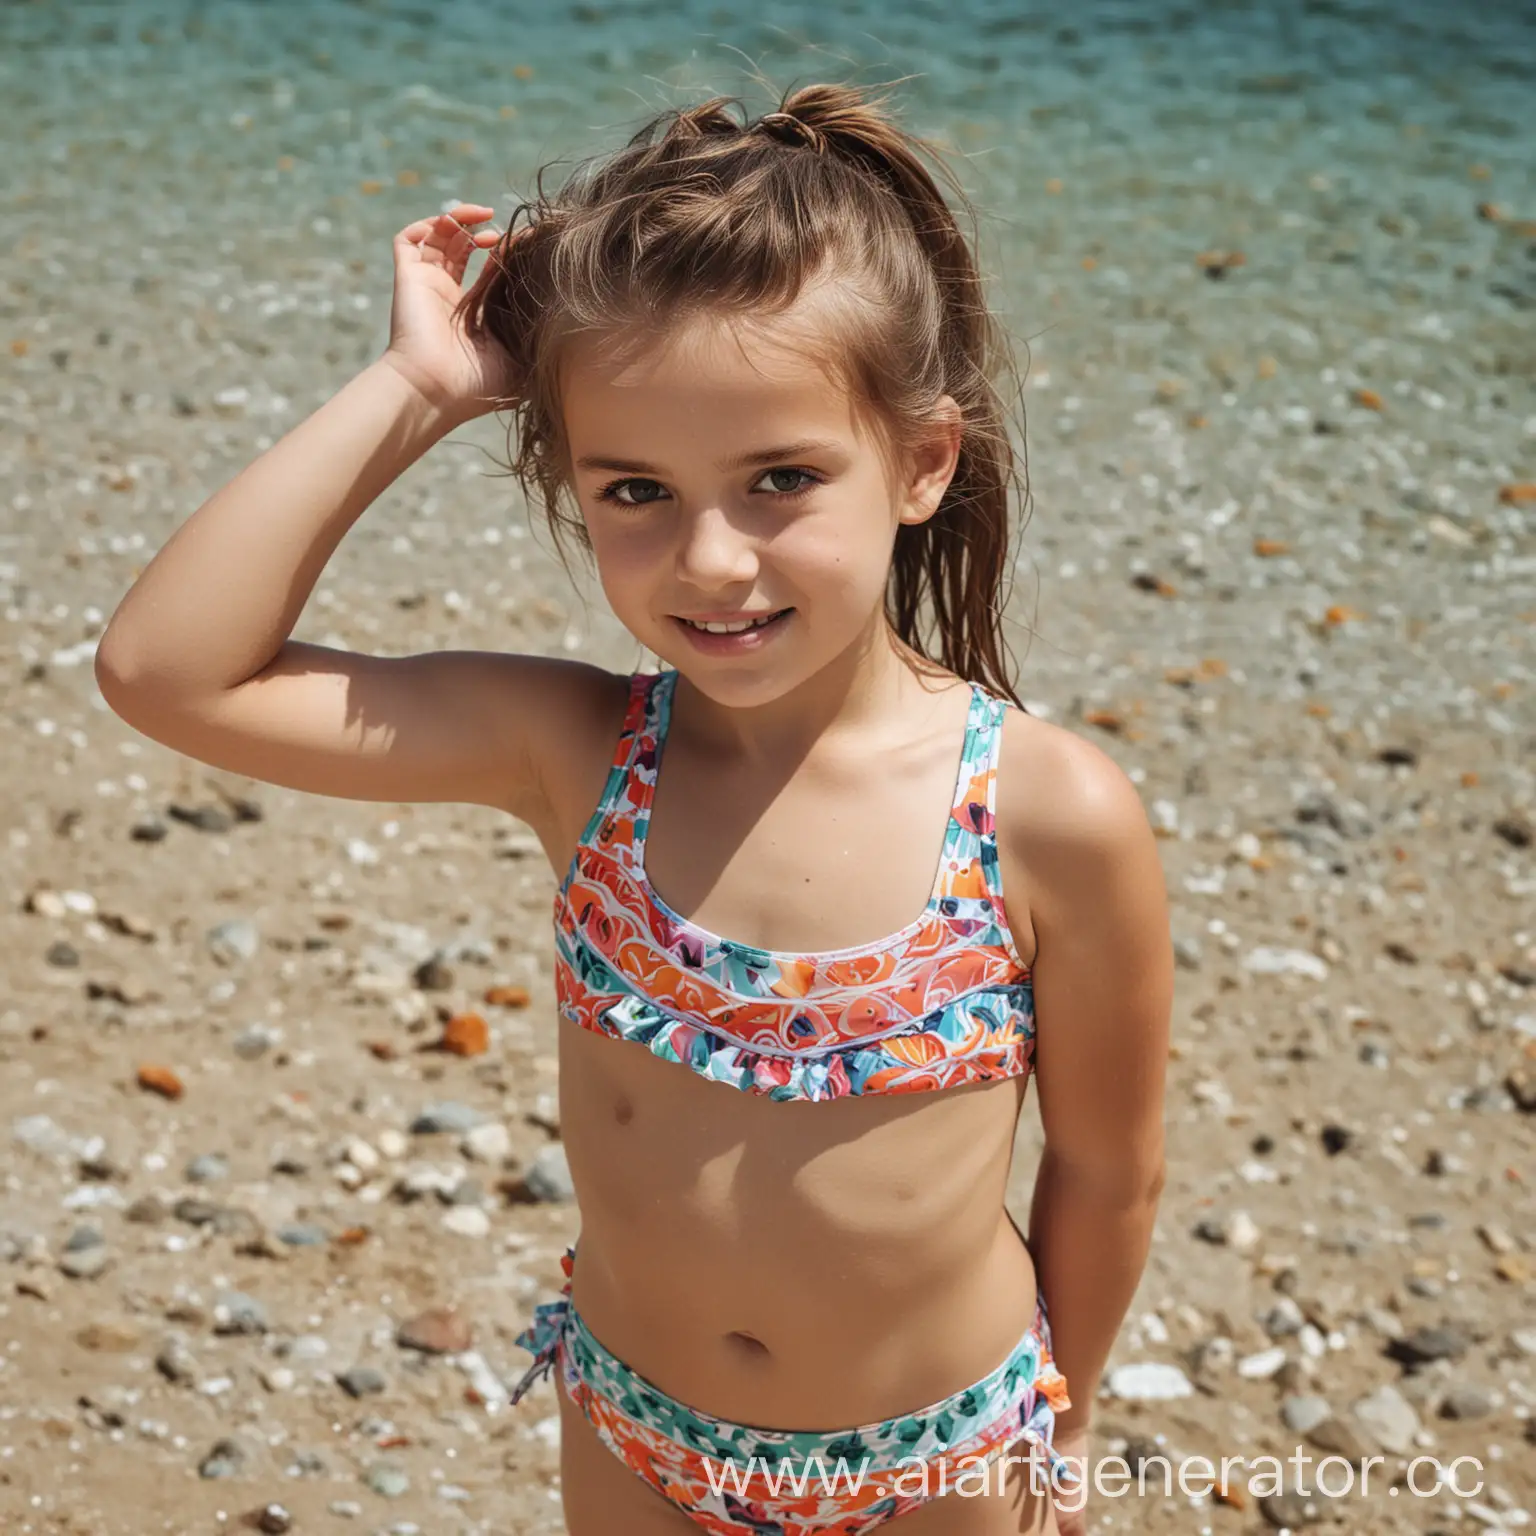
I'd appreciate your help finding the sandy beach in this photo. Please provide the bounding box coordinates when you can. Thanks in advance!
[2,1,1533,1532]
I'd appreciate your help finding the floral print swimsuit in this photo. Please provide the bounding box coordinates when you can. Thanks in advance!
[510,669,1078,1532]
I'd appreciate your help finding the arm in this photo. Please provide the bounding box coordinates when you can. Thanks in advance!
[96,205,608,824]
[1006,727,1173,1432]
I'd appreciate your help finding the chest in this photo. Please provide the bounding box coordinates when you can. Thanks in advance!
[640,739,961,956]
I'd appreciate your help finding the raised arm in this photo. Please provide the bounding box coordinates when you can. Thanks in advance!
[95,206,608,824]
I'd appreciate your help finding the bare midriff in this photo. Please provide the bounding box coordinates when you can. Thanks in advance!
[558,1018,1037,1430]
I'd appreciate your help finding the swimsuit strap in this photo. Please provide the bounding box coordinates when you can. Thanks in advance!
[574,670,668,852]
[933,684,1011,909]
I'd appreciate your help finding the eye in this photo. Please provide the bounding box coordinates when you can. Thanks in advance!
[596,477,669,507]
[753,467,822,497]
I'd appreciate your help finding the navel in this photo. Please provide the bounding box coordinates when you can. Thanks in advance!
[612,1095,634,1126]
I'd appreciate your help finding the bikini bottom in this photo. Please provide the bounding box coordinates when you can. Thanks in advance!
[509,1245,1082,1535]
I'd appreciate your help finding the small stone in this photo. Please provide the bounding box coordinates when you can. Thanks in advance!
[199,1437,248,1479]
[233,1024,279,1061]
[1105,1362,1193,1401]
[410,1102,480,1135]
[1237,1346,1288,1379]
[364,1463,410,1499]
[439,1012,489,1056]
[1245,947,1328,981]
[397,1307,473,1355]
[1439,1385,1494,1420]
[206,918,260,965]
[125,1194,167,1225]
[461,1122,511,1163]
[1389,1323,1469,1366]
[518,1143,574,1203]
[260,1366,296,1393]
[276,1223,328,1247]
[136,1063,184,1100]
[376,1129,408,1159]
[1281,1395,1333,1434]
[1351,1384,1419,1455]
[1173,936,1203,970]
[414,955,454,991]
[59,1247,111,1280]
[1305,1416,1373,1465]
[185,1153,229,1184]
[1319,1123,1353,1156]
[1260,1491,1321,1528]
[213,1291,268,1336]
[1510,1328,1536,1358]
[65,1222,104,1252]
[246,1506,292,1535]
[74,1320,141,1352]
[156,1336,199,1384]
[337,1365,387,1398]
[1263,1298,1306,1338]
[442,1206,490,1238]
[343,1137,380,1174]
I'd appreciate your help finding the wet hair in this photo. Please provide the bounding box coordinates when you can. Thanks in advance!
[457,81,1028,704]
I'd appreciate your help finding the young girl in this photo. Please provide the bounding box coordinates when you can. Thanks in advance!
[97,82,1171,1536]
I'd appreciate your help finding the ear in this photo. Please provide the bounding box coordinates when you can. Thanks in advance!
[897,396,964,527]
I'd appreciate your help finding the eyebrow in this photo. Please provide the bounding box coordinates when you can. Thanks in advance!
[574,439,844,475]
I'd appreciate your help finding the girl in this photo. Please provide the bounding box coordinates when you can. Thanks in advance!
[97,82,1171,1536]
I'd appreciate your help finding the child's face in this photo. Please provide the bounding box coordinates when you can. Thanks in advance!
[561,308,958,706]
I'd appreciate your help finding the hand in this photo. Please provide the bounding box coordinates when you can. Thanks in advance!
[380,203,518,422]
[1050,1424,1092,1536]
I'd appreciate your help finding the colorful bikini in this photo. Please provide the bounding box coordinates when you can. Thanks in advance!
[510,669,1079,1532]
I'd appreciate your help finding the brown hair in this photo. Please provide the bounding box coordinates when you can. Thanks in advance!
[457,81,1028,705]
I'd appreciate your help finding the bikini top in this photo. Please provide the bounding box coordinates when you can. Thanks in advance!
[552,669,1037,1103]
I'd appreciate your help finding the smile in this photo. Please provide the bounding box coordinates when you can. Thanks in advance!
[676,610,791,635]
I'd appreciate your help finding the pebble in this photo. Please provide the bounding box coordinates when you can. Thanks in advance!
[233,1024,280,1060]
[155,1335,199,1384]
[397,1306,473,1355]
[410,1102,480,1135]
[1244,946,1329,981]
[1390,1323,1469,1366]
[276,1222,328,1247]
[59,1246,111,1280]
[1260,1491,1321,1529]
[1510,1328,1536,1359]
[206,917,260,964]
[520,1143,575,1203]
[462,1121,511,1163]
[1440,1385,1495,1419]
[198,1436,248,1479]
[261,1365,296,1393]
[337,1365,388,1398]
[1105,1362,1193,1401]
[1281,1395,1333,1434]
[213,1290,269,1335]
[456,1350,509,1411]
[376,1128,409,1159]
[1351,1383,1419,1454]
[1237,1346,1288,1380]
[246,1507,292,1535]
[364,1463,410,1498]
[442,1206,490,1238]
[1263,1298,1306,1338]
[185,1153,229,1183]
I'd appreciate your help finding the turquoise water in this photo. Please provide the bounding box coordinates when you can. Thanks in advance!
[7,1,1531,277]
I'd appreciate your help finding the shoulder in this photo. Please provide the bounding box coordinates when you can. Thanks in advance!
[480,654,634,835]
[993,704,1168,953]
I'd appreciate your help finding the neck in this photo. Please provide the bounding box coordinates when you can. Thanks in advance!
[669,614,940,767]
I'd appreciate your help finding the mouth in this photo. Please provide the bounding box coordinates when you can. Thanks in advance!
[674,610,792,635]
[669,607,795,652]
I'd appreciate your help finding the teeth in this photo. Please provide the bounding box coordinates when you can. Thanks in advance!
[684,613,780,634]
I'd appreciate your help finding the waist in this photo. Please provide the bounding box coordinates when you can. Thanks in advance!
[569,1208,1041,1429]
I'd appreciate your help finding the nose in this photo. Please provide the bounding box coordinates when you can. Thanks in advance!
[674,504,758,591]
